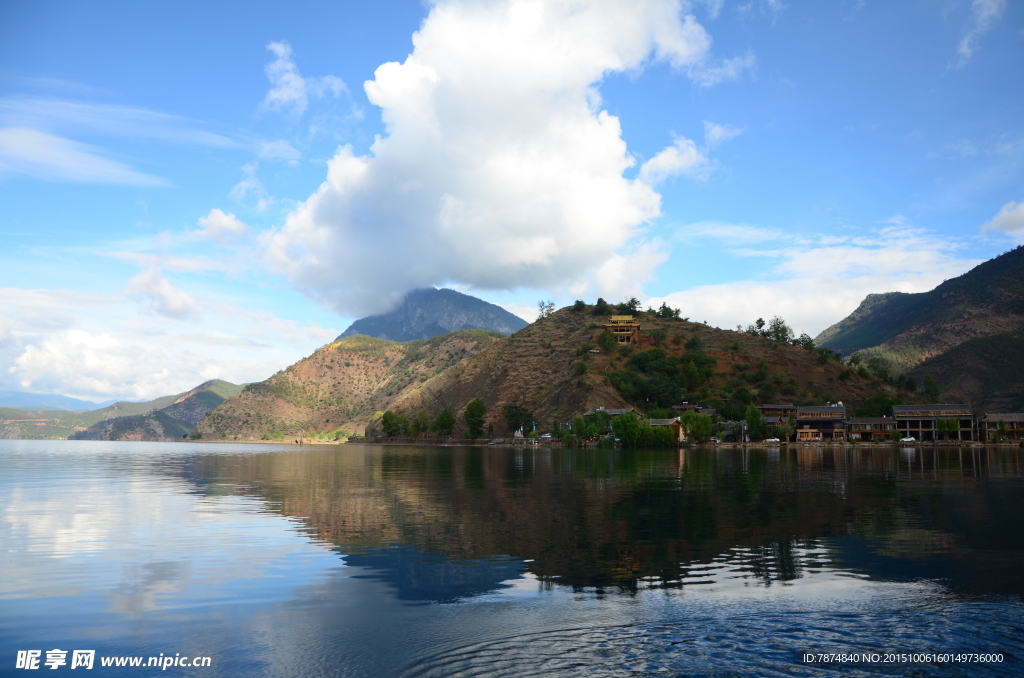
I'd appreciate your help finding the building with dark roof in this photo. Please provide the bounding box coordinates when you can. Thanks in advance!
[583,407,636,417]
[647,417,684,443]
[757,404,797,418]
[892,404,974,441]
[847,417,897,442]
[980,413,1024,441]
[796,405,846,442]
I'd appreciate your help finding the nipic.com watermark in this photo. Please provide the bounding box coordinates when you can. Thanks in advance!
[15,650,211,670]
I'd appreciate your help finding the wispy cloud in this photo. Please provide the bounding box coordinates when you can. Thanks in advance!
[229,162,273,211]
[953,0,1006,67]
[0,96,240,148]
[261,41,347,117]
[257,139,301,162]
[105,251,226,273]
[648,221,980,336]
[703,120,743,147]
[0,127,167,185]
[675,221,783,243]
[687,50,757,87]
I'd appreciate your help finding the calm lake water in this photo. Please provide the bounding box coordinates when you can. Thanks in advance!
[2,441,1022,677]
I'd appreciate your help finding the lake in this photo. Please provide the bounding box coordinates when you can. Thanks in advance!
[1,440,1021,677]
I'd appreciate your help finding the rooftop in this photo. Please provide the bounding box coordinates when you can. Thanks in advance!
[982,413,1024,422]
[584,407,635,417]
[892,405,972,415]
[797,406,846,415]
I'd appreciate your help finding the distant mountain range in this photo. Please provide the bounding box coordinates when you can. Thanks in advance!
[70,380,243,441]
[0,390,118,410]
[338,288,528,342]
[817,245,1024,409]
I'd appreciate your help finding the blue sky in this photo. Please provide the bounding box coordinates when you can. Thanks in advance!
[1,0,1022,402]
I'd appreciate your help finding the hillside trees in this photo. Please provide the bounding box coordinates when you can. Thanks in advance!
[381,411,408,437]
[612,412,642,448]
[608,338,718,410]
[936,418,959,440]
[611,412,678,448]
[924,374,941,402]
[746,316,798,344]
[615,297,641,314]
[431,408,456,437]
[745,405,767,441]
[855,394,901,417]
[463,398,486,439]
[607,349,681,408]
[680,410,713,443]
[502,403,534,434]
[656,302,682,319]
[597,330,617,352]
[410,411,431,436]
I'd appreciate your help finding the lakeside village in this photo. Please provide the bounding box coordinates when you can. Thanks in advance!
[363,401,1024,448]
[359,314,1024,449]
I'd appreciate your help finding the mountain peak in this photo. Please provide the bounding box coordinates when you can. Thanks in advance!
[337,288,528,342]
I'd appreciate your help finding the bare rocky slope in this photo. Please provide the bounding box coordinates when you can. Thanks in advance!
[196,330,503,440]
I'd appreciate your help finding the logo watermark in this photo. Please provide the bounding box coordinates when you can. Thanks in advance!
[15,650,210,670]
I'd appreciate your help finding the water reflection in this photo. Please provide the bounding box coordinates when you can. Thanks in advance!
[184,444,1024,597]
[2,441,1022,677]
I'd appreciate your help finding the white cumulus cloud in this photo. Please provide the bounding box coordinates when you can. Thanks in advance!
[264,0,742,317]
[640,136,712,184]
[981,200,1024,236]
[193,209,251,247]
[1,286,338,400]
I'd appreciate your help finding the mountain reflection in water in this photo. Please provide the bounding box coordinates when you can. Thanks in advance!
[184,445,1024,598]
[2,441,1022,677]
